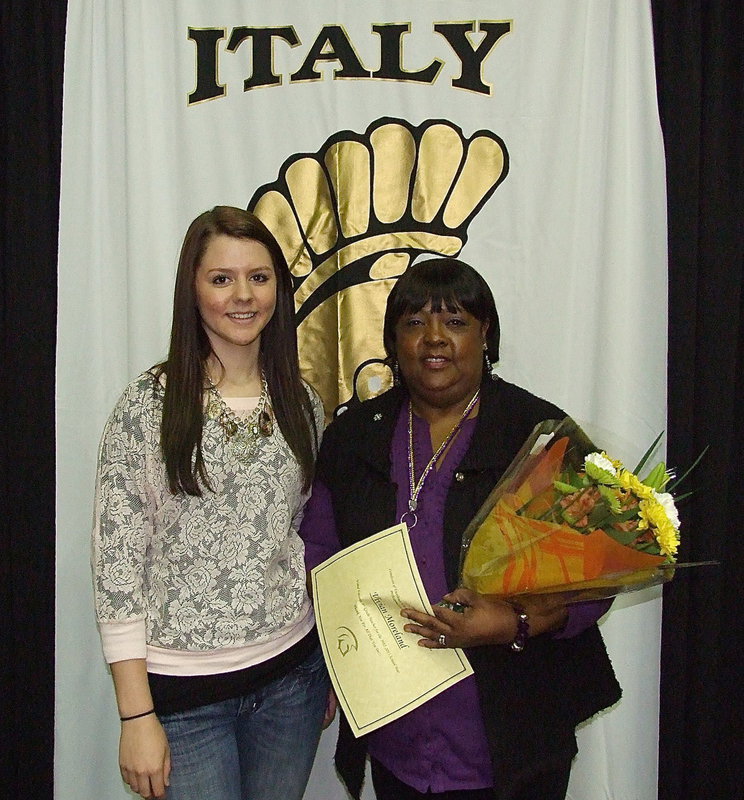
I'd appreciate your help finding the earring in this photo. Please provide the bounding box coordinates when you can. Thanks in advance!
[483,344,492,376]
[392,359,401,386]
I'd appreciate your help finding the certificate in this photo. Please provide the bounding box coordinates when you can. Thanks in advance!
[311,523,473,737]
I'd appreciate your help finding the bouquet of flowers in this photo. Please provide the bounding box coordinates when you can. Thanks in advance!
[460,418,701,602]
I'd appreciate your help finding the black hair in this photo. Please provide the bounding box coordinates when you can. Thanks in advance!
[383,257,500,365]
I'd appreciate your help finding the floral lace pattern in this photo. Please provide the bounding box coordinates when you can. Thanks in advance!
[92,372,323,651]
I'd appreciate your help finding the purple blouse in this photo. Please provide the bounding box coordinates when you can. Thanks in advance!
[300,404,610,792]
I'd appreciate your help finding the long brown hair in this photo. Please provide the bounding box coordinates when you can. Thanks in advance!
[157,206,317,495]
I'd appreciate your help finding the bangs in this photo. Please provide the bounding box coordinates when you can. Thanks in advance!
[390,263,488,320]
[395,289,465,316]
[383,257,501,362]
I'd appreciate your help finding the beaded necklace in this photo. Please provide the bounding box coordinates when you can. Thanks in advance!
[401,389,480,529]
[206,374,273,465]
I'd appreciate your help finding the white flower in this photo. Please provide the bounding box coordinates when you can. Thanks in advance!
[585,452,617,475]
[652,490,680,528]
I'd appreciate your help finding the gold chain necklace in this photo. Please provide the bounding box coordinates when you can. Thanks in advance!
[401,389,480,529]
[206,374,273,465]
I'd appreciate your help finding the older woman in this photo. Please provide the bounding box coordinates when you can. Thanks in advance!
[300,258,620,800]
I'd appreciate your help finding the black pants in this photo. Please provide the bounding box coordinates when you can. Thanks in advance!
[370,758,571,800]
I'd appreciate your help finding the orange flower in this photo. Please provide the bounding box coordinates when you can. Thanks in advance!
[559,487,600,527]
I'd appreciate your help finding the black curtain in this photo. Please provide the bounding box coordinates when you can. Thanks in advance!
[0,2,740,798]
[652,2,744,799]
[0,1,66,797]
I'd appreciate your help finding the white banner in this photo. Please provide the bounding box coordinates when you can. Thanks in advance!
[57,2,666,798]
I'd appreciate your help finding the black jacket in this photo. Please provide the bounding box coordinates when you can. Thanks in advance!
[316,377,622,799]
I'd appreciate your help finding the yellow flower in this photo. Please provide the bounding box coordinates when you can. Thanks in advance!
[617,469,655,501]
[638,498,680,559]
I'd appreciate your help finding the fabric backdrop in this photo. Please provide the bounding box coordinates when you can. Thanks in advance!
[55,2,668,798]
[3,1,741,799]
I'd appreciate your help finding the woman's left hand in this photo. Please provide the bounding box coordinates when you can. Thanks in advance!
[401,587,568,649]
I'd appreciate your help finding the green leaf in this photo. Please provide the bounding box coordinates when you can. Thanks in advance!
[554,480,577,494]
[633,432,664,475]
[562,465,584,490]
[587,503,611,527]
[643,462,669,491]
[598,485,622,513]
[667,446,709,493]
[635,539,662,556]
[612,507,641,523]
[584,462,617,485]
[605,527,641,546]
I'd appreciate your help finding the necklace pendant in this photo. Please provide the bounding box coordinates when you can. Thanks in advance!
[400,510,418,530]
[408,498,418,512]
[207,399,221,419]
[258,410,273,437]
[206,372,270,465]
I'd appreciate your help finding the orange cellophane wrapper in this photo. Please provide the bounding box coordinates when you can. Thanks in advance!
[462,497,667,595]
[460,419,669,601]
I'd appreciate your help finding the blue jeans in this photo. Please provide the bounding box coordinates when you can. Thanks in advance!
[159,646,329,800]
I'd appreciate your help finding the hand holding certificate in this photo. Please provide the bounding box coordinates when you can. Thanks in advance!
[311,523,473,738]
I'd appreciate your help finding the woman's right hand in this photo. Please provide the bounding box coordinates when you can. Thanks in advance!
[402,587,569,649]
[322,687,338,729]
[119,714,171,799]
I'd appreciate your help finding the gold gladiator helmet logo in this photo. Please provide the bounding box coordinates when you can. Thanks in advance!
[248,117,508,418]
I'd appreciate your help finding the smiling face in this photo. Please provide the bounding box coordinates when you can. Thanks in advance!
[394,301,488,414]
[194,234,277,363]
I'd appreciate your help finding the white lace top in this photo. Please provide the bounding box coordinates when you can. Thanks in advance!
[92,371,323,671]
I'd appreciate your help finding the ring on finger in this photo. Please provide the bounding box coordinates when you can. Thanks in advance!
[438,633,446,647]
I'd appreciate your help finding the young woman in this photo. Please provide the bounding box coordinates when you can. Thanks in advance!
[92,206,329,800]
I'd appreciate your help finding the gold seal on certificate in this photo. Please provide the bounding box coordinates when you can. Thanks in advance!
[311,523,473,737]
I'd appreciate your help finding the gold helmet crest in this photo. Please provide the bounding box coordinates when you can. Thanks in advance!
[249,117,509,418]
